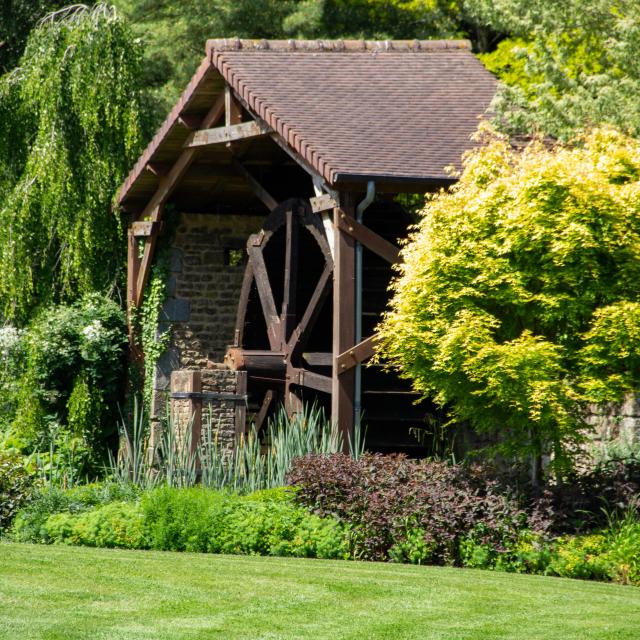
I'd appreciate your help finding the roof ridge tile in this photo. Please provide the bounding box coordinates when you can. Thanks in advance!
[206,38,470,55]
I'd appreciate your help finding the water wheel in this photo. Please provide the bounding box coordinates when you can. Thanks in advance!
[225,198,334,430]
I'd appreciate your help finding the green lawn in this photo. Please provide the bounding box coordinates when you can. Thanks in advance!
[0,542,639,639]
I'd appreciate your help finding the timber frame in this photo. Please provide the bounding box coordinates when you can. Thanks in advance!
[118,38,497,451]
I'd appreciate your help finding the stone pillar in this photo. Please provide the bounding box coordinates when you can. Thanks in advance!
[170,365,247,451]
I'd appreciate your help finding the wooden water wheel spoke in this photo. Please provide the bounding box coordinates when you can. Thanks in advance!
[233,256,254,347]
[247,242,282,349]
[287,262,332,359]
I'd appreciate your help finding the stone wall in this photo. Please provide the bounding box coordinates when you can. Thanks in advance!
[585,394,640,458]
[150,211,263,420]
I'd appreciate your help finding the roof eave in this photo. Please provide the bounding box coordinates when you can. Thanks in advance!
[332,172,457,193]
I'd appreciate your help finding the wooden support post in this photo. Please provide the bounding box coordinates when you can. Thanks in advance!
[332,193,356,449]
[127,229,142,358]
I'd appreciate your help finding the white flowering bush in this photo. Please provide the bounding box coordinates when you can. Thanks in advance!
[10,294,126,473]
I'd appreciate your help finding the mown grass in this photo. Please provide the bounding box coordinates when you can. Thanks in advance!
[0,542,639,639]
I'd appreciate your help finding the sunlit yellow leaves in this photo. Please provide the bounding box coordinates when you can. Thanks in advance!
[377,127,640,469]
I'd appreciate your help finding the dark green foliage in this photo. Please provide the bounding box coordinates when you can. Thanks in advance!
[467,0,640,139]
[0,5,144,321]
[9,294,127,472]
[0,1,65,74]
[0,451,37,531]
[284,0,463,40]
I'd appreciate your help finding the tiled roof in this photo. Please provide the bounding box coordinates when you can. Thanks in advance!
[118,39,496,204]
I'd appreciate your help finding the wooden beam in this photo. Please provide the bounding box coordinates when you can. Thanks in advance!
[224,348,286,375]
[234,370,248,437]
[131,221,163,237]
[331,194,356,449]
[289,367,332,394]
[303,352,333,367]
[337,210,400,265]
[233,257,254,347]
[231,158,278,211]
[133,93,226,307]
[336,335,378,373]
[287,262,332,358]
[254,389,274,433]
[127,229,141,349]
[185,121,267,149]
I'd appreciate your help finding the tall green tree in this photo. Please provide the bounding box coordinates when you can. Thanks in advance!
[0,4,145,322]
[0,0,65,74]
[465,0,640,139]
[113,0,496,128]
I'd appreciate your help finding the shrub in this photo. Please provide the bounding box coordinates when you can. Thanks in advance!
[141,486,347,559]
[0,451,36,531]
[534,460,640,533]
[44,502,147,549]
[287,453,532,563]
[12,482,140,542]
[547,534,613,582]
[460,529,553,575]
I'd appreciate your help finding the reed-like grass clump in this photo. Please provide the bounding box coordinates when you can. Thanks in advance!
[110,401,364,492]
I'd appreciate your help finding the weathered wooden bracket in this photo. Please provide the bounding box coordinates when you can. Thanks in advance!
[309,193,338,214]
[337,209,400,265]
[132,221,163,237]
[225,86,242,127]
[185,121,268,149]
[336,335,378,374]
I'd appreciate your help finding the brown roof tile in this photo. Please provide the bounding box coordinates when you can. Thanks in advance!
[118,39,496,204]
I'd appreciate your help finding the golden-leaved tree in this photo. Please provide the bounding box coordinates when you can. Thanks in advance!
[378,127,640,472]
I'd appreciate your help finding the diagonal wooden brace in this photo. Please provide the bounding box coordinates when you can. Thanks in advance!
[336,335,379,374]
[336,209,401,265]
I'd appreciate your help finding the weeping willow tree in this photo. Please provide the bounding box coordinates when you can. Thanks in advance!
[0,4,144,322]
